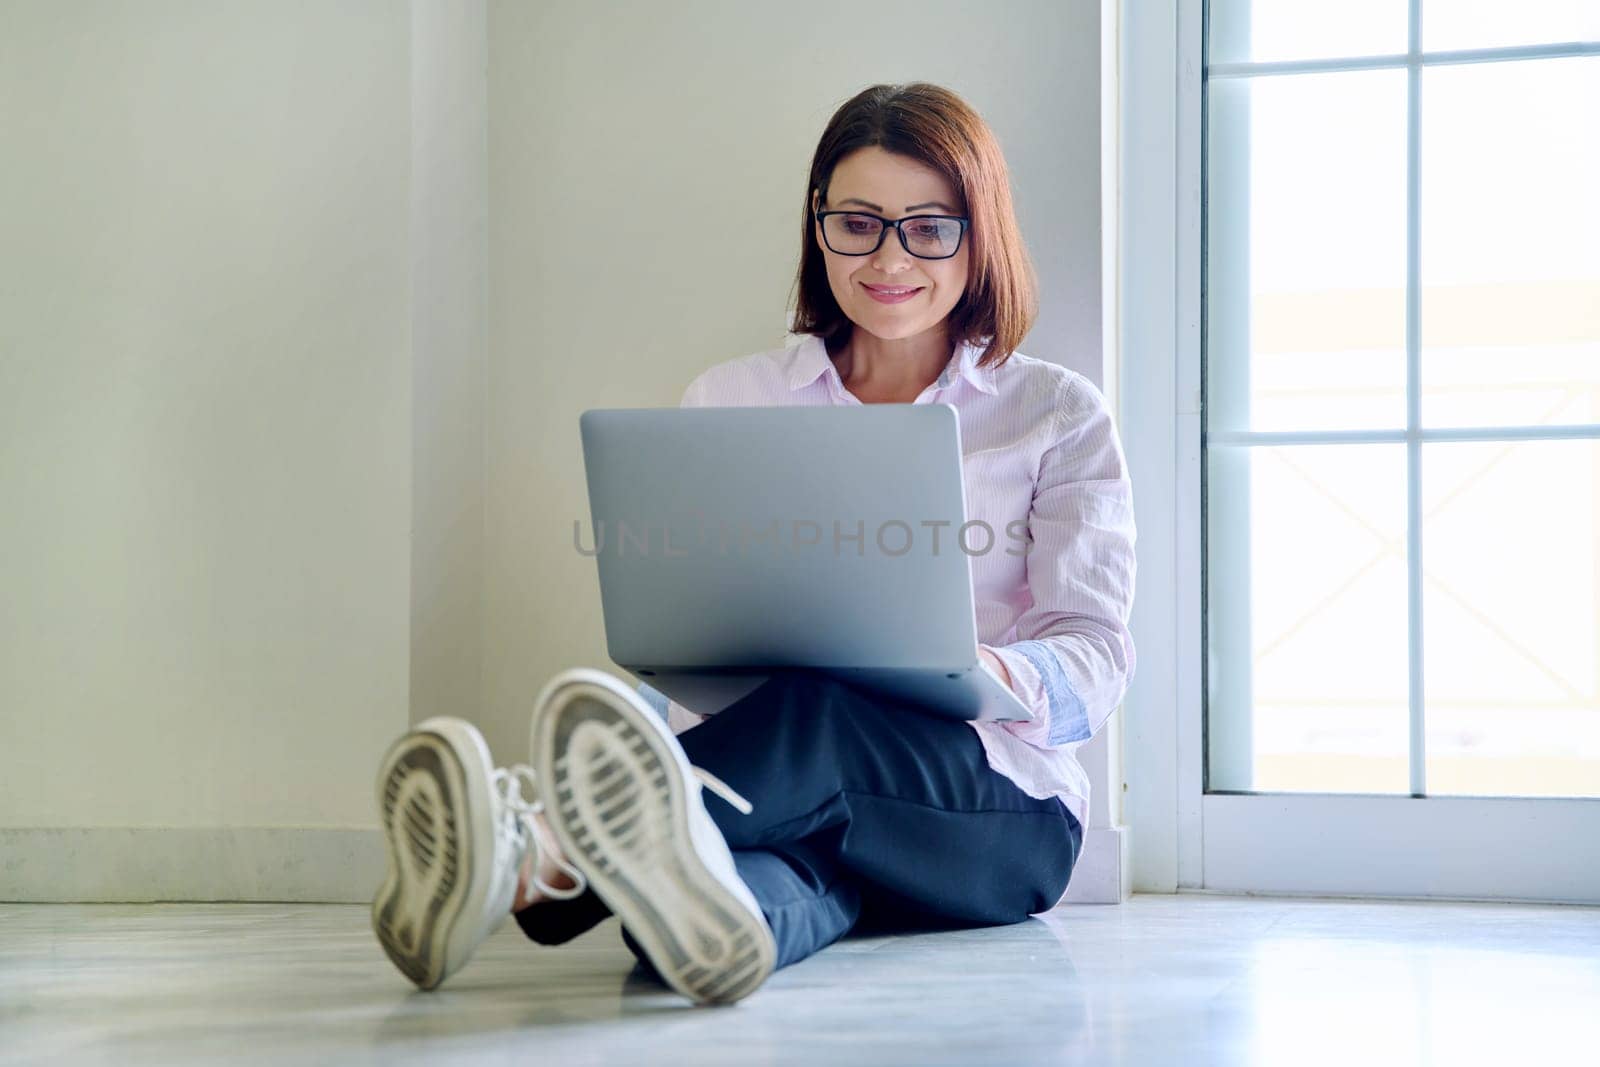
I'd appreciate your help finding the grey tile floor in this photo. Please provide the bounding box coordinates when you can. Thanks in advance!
[4,894,1598,1066]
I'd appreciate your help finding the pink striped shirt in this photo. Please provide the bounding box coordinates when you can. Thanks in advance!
[663,332,1138,833]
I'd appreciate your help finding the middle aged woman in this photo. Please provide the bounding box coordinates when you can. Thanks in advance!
[371,82,1137,1009]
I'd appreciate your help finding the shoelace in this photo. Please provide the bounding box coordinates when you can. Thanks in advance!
[489,759,755,903]
[692,767,753,815]
[491,764,589,901]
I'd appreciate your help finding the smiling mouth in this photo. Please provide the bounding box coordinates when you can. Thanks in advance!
[863,284,922,295]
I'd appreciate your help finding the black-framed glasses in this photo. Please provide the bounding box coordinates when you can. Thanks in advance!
[814,209,970,260]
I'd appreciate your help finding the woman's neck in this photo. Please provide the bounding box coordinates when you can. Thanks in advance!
[831,328,953,404]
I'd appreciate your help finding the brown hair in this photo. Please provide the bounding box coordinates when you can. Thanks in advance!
[789,82,1039,369]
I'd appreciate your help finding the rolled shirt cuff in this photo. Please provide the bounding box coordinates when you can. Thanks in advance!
[981,640,1091,747]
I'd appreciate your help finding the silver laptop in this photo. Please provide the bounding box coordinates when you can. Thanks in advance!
[576,404,1035,723]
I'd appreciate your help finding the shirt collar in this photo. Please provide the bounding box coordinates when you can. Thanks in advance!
[784,334,998,396]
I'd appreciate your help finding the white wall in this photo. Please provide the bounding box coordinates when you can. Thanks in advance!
[0,2,411,841]
[1117,0,1187,894]
[0,0,1116,900]
[481,0,1107,770]
[410,0,488,731]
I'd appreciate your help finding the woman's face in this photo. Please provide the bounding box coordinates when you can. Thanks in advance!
[812,146,970,344]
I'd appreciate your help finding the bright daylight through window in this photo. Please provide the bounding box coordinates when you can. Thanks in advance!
[1202,0,1600,798]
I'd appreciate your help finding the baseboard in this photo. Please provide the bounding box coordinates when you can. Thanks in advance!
[2,823,1132,906]
[0,827,384,903]
[1061,825,1130,904]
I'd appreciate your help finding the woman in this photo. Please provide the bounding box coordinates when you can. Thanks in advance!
[371,82,1137,1006]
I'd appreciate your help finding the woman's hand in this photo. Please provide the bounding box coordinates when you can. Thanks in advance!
[978,646,1014,693]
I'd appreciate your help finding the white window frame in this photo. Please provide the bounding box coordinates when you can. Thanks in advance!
[1120,0,1600,904]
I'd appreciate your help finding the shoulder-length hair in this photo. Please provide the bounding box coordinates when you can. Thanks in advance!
[789,82,1039,369]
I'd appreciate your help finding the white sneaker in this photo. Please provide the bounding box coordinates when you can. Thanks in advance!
[372,716,586,990]
[529,668,777,1005]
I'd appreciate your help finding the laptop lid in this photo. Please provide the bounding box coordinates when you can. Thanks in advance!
[577,404,982,673]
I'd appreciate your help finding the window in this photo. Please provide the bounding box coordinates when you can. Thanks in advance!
[1203,1,1600,799]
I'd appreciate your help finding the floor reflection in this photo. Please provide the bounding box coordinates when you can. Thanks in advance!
[6,896,1594,1066]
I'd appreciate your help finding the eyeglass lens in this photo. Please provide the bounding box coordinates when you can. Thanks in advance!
[821,213,963,259]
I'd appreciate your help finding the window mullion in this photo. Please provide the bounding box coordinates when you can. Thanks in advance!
[1406,0,1427,798]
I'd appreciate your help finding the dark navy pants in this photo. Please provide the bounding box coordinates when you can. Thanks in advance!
[515,670,1082,975]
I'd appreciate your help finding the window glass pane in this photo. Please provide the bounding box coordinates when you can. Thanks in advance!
[1210,0,1408,64]
[1422,439,1600,798]
[1207,71,1407,434]
[1207,444,1410,794]
[1424,0,1600,51]
[1421,57,1600,428]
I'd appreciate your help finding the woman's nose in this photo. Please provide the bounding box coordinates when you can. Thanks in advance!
[870,228,916,273]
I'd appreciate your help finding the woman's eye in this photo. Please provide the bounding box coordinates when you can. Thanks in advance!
[842,217,877,233]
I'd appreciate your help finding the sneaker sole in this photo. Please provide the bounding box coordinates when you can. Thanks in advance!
[371,722,492,990]
[532,672,776,1005]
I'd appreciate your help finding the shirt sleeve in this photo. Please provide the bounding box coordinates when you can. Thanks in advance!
[980,373,1137,750]
[680,372,710,409]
